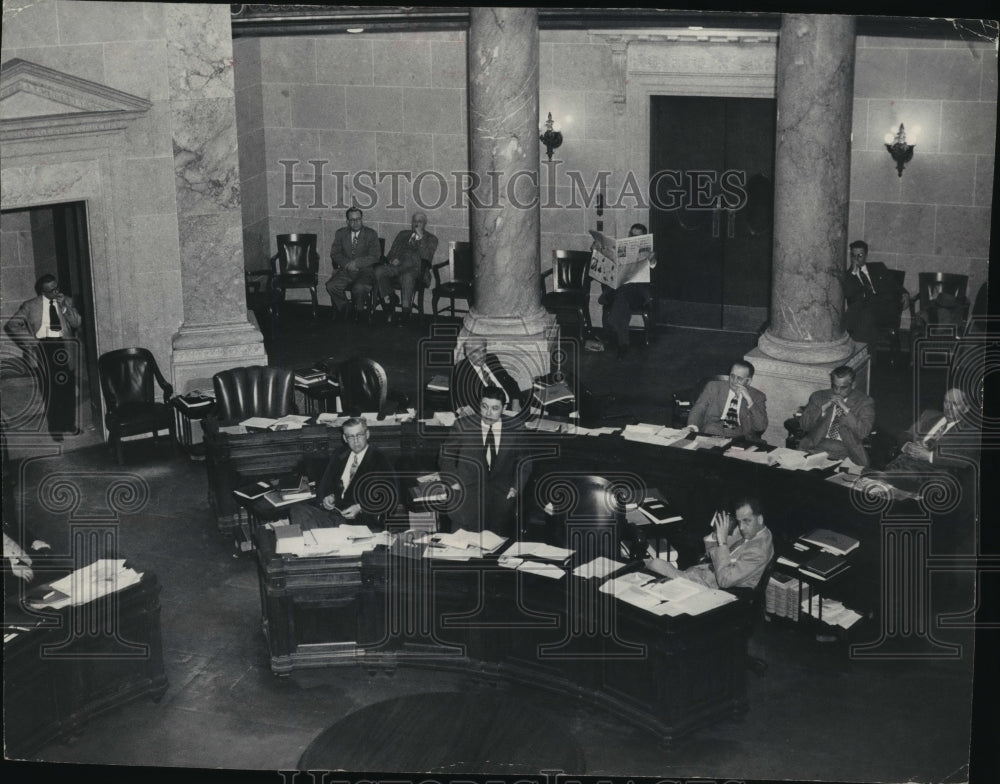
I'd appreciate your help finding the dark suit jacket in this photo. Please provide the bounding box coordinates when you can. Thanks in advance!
[841,262,904,339]
[897,409,980,470]
[6,294,82,370]
[799,387,875,466]
[386,229,438,269]
[438,416,532,536]
[316,444,397,527]
[330,225,381,271]
[687,379,768,438]
[450,354,524,413]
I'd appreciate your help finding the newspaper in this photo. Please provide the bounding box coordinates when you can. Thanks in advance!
[588,230,653,289]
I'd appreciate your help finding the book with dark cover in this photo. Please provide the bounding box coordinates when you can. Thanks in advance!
[294,365,327,386]
[533,380,574,406]
[233,480,271,500]
[800,528,860,556]
[638,497,683,525]
[801,551,850,580]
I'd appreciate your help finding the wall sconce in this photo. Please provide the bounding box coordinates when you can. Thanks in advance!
[539,112,563,161]
[884,123,915,178]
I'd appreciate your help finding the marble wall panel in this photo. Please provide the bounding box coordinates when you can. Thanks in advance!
[906,49,983,100]
[940,102,998,155]
[238,171,268,227]
[934,205,992,258]
[177,212,246,325]
[233,38,261,93]
[850,150,904,203]
[431,42,466,88]
[56,1,164,45]
[373,39,431,87]
[2,44,105,84]
[403,88,462,134]
[863,202,937,255]
[974,155,994,207]
[851,99,869,150]
[124,157,178,216]
[854,48,907,99]
[171,98,241,216]
[859,35,943,49]
[165,4,236,99]
[103,41,170,102]
[289,84,346,130]
[1,0,58,49]
[550,44,613,92]
[315,37,374,85]
[261,83,293,128]
[259,36,316,84]
[345,86,404,132]
[900,154,976,206]
[865,99,941,153]
[236,84,264,137]
[126,212,182,277]
[539,43,554,91]
[317,129,378,174]
[982,50,998,100]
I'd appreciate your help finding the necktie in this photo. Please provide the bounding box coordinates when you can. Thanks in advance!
[827,405,842,440]
[723,393,739,429]
[485,426,496,471]
[352,232,358,249]
[48,299,62,334]
[409,233,417,246]
[858,267,875,295]
[349,453,359,481]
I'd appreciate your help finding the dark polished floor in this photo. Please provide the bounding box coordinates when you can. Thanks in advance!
[4,306,994,783]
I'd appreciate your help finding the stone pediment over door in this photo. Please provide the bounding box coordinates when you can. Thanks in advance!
[0,58,151,142]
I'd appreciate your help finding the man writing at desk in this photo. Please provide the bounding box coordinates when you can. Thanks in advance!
[307,417,396,529]
[644,497,774,590]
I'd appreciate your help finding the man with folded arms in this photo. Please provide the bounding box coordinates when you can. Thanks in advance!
[798,366,875,466]
[884,388,977,474]
[645,497,773,590]
[687,360,768,439]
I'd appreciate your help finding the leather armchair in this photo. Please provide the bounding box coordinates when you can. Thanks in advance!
[336,357,388,416]
[98,348,175,465]
[211,366,294,423]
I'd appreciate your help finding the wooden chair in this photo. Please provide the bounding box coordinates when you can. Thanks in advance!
[911,272,970,336]
[542,250,593,342]
[269,234,319,319]
[432,241,474,319]
[98,348,175,465]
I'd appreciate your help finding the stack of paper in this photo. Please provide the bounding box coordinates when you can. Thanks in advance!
[767,448,841,471]
[28,559,143,609]
[675,435,732,451]
[725,445,774,464]
[217,424,248,435]
[241,416,278,429]
[269,414,311,431]
[316,413,350,427]
[432,411,456,427]
[801,596,862,629]
[573,425,621,436]
[572,556,626,579]
[503,541,574,562]
[418,528,507,560]
[276,524,384,557]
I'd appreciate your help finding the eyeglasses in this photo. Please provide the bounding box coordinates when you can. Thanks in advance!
[344,433,367,441]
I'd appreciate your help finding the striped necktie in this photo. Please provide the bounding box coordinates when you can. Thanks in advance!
[723,393,739,429]
[827,406,842,440]
[349,453,360,481]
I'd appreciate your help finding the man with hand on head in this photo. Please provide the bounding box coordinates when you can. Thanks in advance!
[375,211,438,326]
[798,365,875,466]
[687,360,768,439]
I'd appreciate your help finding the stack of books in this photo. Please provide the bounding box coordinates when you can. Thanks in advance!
[637,494,683,525]
[799,550,850,581]
[766,572,809,620]
[425,374,450,392]
[174,390,215,414]
[263,474,315,507]
[294,365,327,387]
[799,528,860,556]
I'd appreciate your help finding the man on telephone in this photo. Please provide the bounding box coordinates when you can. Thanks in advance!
[644,496,773,590]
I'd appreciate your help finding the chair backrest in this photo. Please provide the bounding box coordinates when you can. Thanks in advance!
[274,234,319,276]
[918,272,968,308]
[886,268,905,289]
[337,357,388,415]
[549,250,592,294]
[537,473,625,562]
[98,348,167,412]
[449,241,474,284]
[728,553,776,616]
[212,366,294,422]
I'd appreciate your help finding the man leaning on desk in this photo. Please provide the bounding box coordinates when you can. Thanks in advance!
[645,497,774,590]
[687,360,768,439]
[301,417,396,529]
[798,365,875,466]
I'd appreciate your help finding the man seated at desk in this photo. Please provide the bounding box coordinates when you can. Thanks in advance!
[450,338,524,415]
[687,360,768,439]
[644,497,774,590]
[798,365,875,466]
[295,417,396,529]
[439,386,531,538]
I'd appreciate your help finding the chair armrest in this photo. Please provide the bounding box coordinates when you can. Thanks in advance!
[431,259,448,286]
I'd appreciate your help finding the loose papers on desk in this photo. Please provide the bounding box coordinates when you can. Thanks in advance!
[416,529,508,560]
[269,414,310,431]
[28,559,143,609]
[621,423,691,446]
[600,571,735,617]
[275,524,389,557]
[316,413,350,427]
[676,434,732,451]
[800,596,862,629]
[572,556,626,579]
[724,445,774,465]
[767,448,841,471]
[498,541,575,578]
[573,425,621,436]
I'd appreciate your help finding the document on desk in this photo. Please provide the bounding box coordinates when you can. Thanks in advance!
[240,416,278,429]
[665,587,737,616]
[600,572,707,616]
[768,448,840,471]
[504,541,575,562]
[32,559,143,609]
[725,446,773,464]
[316,413,350,427]
[573,556,626,579]
[674,435,732,451]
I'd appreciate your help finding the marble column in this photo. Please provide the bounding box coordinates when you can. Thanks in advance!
[463,7,556,389]
[166,4,266,394]
[748,14,867,446]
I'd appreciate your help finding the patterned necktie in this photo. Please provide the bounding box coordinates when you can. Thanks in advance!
[48,299,62,333]
[723,393,739,429]
[349,453,359,481]
[827,405,842,440]
[485,426,496,471]
[352,232,358,249]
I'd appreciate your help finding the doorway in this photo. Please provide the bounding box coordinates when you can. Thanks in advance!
[0,201,100,435]
[649,96,776,332]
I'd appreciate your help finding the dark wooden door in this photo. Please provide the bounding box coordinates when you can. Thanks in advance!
[650,96,775,331]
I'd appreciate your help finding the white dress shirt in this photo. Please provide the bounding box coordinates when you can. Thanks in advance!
[340,447,367,490]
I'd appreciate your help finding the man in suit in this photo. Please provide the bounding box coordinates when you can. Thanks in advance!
[599,222,657,359]
[644,496,773,590]
[841,240,908,344]
[313,417,397,529]
[687,360,768,439]
[798,365,875,466]
[5,274,82,440]
[885,388,978,473]
[326,207,382,322]
[439,386,532,538]
[374,211,438,326]
[450,338,524,415]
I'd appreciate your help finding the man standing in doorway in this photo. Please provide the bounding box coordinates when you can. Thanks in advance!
[5,274,82,440]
